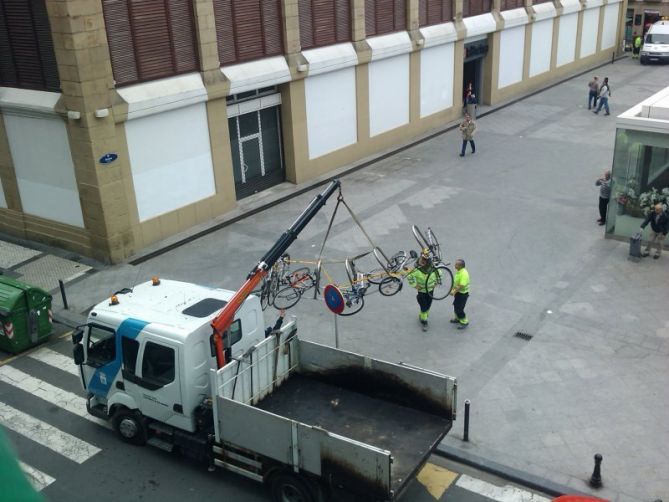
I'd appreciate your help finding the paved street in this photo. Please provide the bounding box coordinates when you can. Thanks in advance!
[2,56,669,502]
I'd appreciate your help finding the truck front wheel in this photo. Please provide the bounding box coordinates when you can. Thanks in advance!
[269,473,316,502]
[112,409,147,446]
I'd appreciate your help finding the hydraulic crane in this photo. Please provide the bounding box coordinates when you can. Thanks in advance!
[210,179,341,368]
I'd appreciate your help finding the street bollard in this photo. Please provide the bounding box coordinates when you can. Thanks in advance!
[463,399,470,442]
[58,279,69,310]
[589,453,603,488]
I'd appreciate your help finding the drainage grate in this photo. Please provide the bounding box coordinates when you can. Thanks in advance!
[514,332,533,341]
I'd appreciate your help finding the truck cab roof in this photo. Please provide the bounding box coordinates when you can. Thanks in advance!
[89,279,238,337]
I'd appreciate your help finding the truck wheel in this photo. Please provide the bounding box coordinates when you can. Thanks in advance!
[112,409,147,446]
[270,473,315,502]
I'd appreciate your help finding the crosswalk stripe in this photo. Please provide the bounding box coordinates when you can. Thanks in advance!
[28,347,80,376]
[0,365,110,429]
[0,401,100,464]
[456,474,551,502]
[19,462,56,492]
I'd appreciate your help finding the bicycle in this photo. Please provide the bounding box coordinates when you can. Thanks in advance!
[366,247,417,297]
[273,267,316,309]
[337,258,367,316]
[254,253,291,310]
[411,226,454,300]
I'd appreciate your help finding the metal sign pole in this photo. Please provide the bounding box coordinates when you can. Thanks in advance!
[334,313,339,348]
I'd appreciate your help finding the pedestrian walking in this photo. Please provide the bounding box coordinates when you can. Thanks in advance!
[593,77,611,116]
[459,113,476,157]
[639,203,668,259]
[595,170,611,225]
[587,76,599,110]
[465,93,478,118]
[449,259,470,329]
[406,249,441,332]
[633,33,642,59]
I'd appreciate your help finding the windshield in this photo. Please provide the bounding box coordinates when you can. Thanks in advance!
[645,33,669,44]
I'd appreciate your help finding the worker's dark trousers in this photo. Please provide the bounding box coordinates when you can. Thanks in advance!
[417,292,433,313]
[453,292,469,321]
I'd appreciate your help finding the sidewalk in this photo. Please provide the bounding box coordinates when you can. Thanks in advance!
[44,57,669,502]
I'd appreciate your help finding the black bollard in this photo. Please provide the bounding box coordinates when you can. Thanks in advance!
[58,280,69,310]
[589,453,603,488]
[463,399,471,442]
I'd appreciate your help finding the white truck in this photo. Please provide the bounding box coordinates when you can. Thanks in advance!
[72,181,458,501]
[640,20,669,65]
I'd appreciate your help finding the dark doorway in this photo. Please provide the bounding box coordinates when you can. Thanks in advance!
[643,11,660,35]
[463,59,482,103]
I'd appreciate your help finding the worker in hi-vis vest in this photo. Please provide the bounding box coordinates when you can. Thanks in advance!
[449,259,470,329]
[407,249,442,332]
[633,33,642,59]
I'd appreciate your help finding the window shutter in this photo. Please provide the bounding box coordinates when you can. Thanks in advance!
[234,1,264,61]
[261,0,283,56]
[365,0,376,37]
[130,1,173,80]
[442,0,452,22]
[313,0,336,47]
[167,0,199,73]
[103,0,138,85]
[0,0,60,92]
[418,0,427,26]
[334,0,350,42]
[393,0,406,31]
[299,0,314,49]
[213,0,236,65]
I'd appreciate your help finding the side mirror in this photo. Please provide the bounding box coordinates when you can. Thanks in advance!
[72,329,84,345]
[73,344,84,365]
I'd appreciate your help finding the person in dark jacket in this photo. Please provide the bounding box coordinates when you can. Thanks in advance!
[265,309,286,337]
[595,170,611,225]
[640,203,669,259]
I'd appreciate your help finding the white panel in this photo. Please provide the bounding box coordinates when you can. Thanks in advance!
[463,13,497,38]
[556,13,578,66]
[420,22,457,48]
[580,8,600,58]
[367,31,413,61]
[500,8,529,29]
[221,56,291,95]
[369,54,410,137]
[420,43,454,118]
[302,43,358,76]
[0,178,6,207]
[601,2,620,49]
[125,103,215,221]
[530,19,553,77]
[304,67,357,159]
[118,73,208,120]
[4,115,84,226]
[498,26,525,89]
[0,88,60,116]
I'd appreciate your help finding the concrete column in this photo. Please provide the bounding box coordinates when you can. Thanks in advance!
[454,0,463,21]
[352,0,367,42]
[47,0,135,263]
[575,4,585,61]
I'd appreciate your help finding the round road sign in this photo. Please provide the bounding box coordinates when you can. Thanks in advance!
[324,284,345,314]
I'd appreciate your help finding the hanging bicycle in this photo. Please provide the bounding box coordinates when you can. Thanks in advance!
[411,226,454,299]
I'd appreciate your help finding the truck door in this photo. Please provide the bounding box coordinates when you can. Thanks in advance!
[81,324,118,398]
[135,339,183,424]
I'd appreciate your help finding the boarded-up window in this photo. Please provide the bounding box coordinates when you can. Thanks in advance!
[418,0,453,26]
[102,0,199,87]
[500,0,524,10]
[213,0,284,66]
[365,0,406,37]
[0,0,60,92]
[299,0,351,50]
[462,0,492,17]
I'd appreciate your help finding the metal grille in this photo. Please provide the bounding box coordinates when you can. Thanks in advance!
[514,332,533,341]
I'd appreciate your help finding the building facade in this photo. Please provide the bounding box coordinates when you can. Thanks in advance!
[0,0,627,264]
[624,0,669,45]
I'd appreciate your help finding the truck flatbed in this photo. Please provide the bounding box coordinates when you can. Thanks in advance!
[256,373,451,494]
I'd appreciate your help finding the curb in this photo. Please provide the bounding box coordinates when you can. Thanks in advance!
[53,310,87,330]
[434,444,593,499]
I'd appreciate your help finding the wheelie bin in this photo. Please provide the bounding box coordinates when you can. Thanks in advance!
[0,276,53,354]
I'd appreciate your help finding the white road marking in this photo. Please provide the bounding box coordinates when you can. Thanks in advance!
[20,462,56,491]
[28,347,80,376]
[456,474,552,502]
[0,401,100,464]
[0,365,110,428]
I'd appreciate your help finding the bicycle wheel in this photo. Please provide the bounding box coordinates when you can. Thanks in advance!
[426,228,442,261]
[288,268,314,291]
[427,265,454,300]
[379,277,402,296]
[412,225,429,250]
[260,287,271,311]
[367,267,389,285]
[339,293,365,316]
[273,286,302,309]
[388,251,407,272]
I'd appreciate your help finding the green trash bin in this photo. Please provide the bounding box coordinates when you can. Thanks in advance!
[0,276,53,354]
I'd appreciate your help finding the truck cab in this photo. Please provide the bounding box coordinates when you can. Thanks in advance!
[73,279,264,439]
[640,20,669,64]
